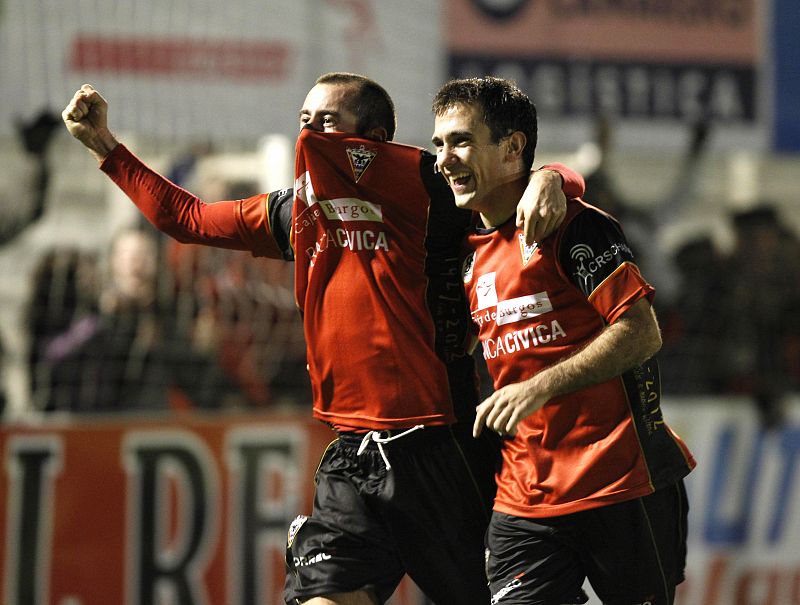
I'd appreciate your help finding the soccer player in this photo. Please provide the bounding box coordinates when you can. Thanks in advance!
[431,76,696,604]
[62,74,584,605]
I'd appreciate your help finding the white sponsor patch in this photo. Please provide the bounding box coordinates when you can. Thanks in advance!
[294,171,317,207]
[319,197,383,223]
[294,172,382,223]
[495,292,553,326]
[475,272,498,310]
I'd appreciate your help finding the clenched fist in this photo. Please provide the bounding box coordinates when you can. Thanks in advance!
[62,84,118,162]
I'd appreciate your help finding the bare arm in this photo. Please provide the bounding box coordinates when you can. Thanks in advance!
[473,298,662,437]
[516,163,586,245]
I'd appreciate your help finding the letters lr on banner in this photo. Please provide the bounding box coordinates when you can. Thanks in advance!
[0,415,336,605]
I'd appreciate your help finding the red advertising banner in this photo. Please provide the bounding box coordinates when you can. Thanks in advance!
[0,413,425,605]
[3,401,800,604]
[447,0,759,122]
[70,37,291,81]
[447,0,756,63]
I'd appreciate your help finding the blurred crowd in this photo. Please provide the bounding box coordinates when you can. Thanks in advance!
[580,117,800,428]
[1,113,799,426]
[657,206,800,427]
[25,225,309,413]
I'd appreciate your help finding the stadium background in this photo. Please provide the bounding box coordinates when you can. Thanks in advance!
[1,0,799,603]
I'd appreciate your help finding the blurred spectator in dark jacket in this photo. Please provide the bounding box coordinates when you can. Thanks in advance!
[1,110,60,244]
[29,227,251,412]
[716,204,800,427]
[659,235,729,394]
[1,110,60,414]
[579,115,710,305]
[26,245,99,408]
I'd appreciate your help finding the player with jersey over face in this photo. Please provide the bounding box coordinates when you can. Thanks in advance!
[63,73,585,605]
[432,76,696,605]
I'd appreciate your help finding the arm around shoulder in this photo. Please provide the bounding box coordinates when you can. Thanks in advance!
[517,163,586,245]
[539,162,585,199]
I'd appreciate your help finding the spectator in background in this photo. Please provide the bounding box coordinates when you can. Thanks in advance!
[659,235,729,394]
[1,110,60,413]
[578,114,710,305]
[26,245,99,409]
[31,227,250,412]
[716,204,800,427]
[0,110,60,245]
[165,221,310,409]
[158,149,310,409]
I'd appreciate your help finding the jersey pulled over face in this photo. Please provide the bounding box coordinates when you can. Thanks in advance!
[290,128,479,430]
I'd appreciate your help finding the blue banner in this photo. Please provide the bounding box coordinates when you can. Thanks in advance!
[773,0,800,151]
[451,55,756,122]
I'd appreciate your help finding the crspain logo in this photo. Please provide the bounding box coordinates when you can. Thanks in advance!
[475,272,498,310]
[569,243,594,264]
[346,144,378,182]
[569,243,594,284]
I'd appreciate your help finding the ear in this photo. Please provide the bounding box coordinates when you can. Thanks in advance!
[505,131,526,161]
[364,126,388,142]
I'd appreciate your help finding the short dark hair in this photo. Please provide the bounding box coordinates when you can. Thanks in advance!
[315,72,397,141]
[432,76,538,171]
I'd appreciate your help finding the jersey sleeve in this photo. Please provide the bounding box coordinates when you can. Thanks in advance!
[558,208,654,324]
[262,188,295,260]
[100,144,291,259]
[538,162,585,199]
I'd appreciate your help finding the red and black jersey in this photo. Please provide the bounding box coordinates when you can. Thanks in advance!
[462,198,695,518]
[290,129,474,429]
[101,132,585,431]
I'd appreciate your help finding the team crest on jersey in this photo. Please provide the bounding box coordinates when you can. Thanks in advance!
[346,145,378,182]
[462,252,475,282]
[518,234,538,265]
[287,515,308,548]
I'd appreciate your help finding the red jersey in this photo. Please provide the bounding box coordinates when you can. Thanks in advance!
[291,129,462,428]
[462,199,695,518]
[101,130,585,431]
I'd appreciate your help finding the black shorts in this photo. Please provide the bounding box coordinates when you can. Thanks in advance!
[284,425,500,604]
[486,481,689,605]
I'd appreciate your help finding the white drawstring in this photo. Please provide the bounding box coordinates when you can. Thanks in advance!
[356,424,424,470]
